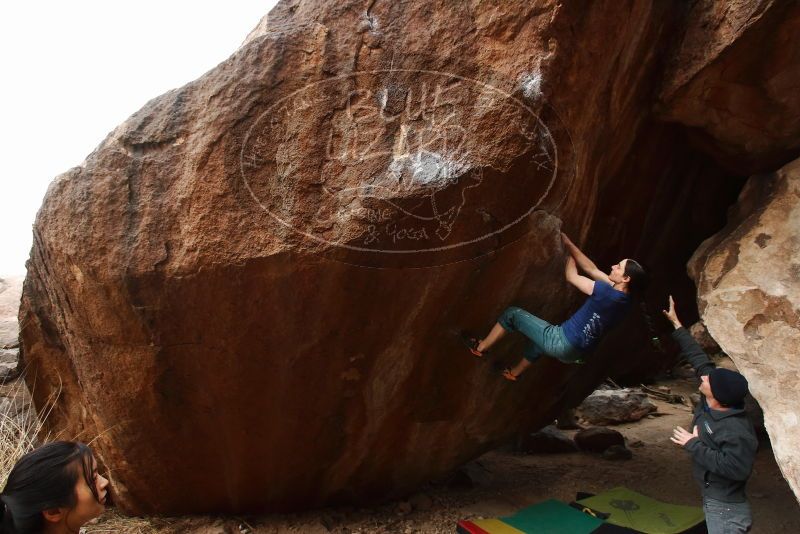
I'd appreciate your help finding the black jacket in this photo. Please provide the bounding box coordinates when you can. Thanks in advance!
[672,327,758,503]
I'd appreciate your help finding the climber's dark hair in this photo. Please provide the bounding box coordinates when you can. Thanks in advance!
[624,259,649,299]
[0,441,99,534]
[621,259,664,354]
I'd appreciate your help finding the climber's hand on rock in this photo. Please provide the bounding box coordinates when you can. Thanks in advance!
[561,232,574,250]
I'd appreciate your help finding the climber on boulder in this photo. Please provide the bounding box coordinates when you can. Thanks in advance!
[465,232,648,381]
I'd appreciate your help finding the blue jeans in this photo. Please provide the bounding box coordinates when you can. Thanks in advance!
[703,497,752,533]
[497,306,583,363]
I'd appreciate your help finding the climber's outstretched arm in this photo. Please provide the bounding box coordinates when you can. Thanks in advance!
[562,232,611,285]
[565,256,594,296]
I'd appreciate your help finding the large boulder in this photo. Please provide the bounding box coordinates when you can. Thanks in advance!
[21,0,695,515]
[18,0,800,514]
[689,156,800,503]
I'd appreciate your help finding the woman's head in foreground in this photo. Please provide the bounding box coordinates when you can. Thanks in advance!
[0,441,108,534]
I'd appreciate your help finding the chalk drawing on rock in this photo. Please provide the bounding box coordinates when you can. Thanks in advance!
[240,69,573,267]
[521,69,543,100]
[329,149,482,241]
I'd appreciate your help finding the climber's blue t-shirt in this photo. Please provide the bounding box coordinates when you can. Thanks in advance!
[561,280,631,352]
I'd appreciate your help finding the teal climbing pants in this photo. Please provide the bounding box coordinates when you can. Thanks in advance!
[498,306,584,363]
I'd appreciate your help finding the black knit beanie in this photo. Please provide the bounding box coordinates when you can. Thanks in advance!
[709,368,749,406]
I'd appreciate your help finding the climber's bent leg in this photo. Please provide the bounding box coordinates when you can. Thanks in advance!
[476,322,508,353]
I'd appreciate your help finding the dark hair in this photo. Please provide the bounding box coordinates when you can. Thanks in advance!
[0,441,99,534]
[621,259,663,353]
[624,259,649,298]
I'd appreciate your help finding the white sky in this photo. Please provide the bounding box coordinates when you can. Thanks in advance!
[0,1,278,275]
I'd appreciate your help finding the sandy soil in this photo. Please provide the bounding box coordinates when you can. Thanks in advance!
[83,374,800,534]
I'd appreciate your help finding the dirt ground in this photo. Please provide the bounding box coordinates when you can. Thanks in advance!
[83,374,800,534]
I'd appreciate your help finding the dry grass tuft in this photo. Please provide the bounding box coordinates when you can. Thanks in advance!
[83,509,170,534]
[0,372,59,486]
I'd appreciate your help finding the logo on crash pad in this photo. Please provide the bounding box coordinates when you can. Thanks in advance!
[240,69,574,267]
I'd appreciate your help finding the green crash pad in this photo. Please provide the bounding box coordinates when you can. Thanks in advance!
[577,487,704,534]
[457,499,605,533]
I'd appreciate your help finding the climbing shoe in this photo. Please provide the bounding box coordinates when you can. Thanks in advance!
[461,334,487,358]
[502,368,518,381]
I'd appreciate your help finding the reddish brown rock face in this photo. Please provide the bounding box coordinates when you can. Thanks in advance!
[18,0,799,513]
[689,157,800,502]
[657,0,800,173]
